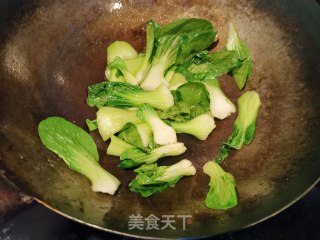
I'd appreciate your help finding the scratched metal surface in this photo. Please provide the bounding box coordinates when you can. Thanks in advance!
[0,0,320,238]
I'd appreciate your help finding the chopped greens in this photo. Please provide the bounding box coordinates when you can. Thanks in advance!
[158,101,191,122]
[174,82,211,119]
[107,135,135,157]
[96,107,142,141]
[226,23,252,90]
[203,161,237,209]
[135,20,157,83]
[137,103,177,145]
[108,57,139,85]
[38,117,120,195]
[176,49,240,82]
[170,113,216,140]
[38,18,260,209]
[119,142,187,169]
[105,41,138,83]
[117,122,152,149]
[86,119,98,131]
[140,18,217,90]
[202,78,236,120]
[129,159,196,197]
[168,72,188,90]
[106,41,138,64]
[214,91,261,164]
[87,81,174,111]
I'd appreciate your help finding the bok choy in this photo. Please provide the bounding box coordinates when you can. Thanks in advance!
[38,117,120,195]
[87,81,174,111]
[129,159,196,197]
[203,161,237,209]
[119,143,186,169]
[140,18,217,90]
[215,91,261,164]
[38,18,261,209]
[226,23,252,90]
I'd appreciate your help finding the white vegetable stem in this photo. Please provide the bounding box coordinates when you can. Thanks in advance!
[140,63,168,90]
[202,79,236,120]
[137,103,177,145]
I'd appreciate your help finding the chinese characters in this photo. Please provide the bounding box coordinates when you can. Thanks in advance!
[128,214,192,230]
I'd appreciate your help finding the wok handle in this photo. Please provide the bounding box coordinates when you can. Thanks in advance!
[0,173,34,219]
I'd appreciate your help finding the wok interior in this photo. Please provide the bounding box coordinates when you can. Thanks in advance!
[0,0,320,238]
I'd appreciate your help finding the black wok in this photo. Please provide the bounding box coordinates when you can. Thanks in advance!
[0,0,320,238]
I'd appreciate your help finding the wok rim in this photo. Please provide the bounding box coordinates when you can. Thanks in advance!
[32,177,320,239]
[0,0,319,238]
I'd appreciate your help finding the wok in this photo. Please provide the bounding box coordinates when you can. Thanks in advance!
[0,0,320,238]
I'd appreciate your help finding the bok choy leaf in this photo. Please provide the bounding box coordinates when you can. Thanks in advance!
[214,91,261,163]
[203,161,237,209]
[38,117,120,195]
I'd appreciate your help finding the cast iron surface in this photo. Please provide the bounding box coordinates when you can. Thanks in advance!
[0,0,320,238]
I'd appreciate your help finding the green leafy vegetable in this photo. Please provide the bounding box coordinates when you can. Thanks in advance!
[168,72,188,90]
[72,18,261,207]
[108,57,139,85]
[106,68,125,83]
[86,119,98,131]
[137,103,177,145]
[175,82,209,107]
[202,78,236,120]
[87,81,174,111]
[107,135,135,156]
[96,107,142,141]
[226,23,251,90]
[105,41,138,83]
[105,54,145,83]
[188,50,240,76]
[174,82,211,119]
[140,18,217,90]
[124,54,145,75]
[38,117,120,195]
[158,101,191,122]
[129,159,196,197]
[135,20,157,83]
[161,18,217,65]
[203,161,237,209]
[170,113,216,140]
[164,67,177,83]
[214,91,261,163]
[232,58,251,90]
[118,142,186,169]
[176,49,240,82]
[118,122,152,149]
[139,34,180,90]
[106,41,138,64]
